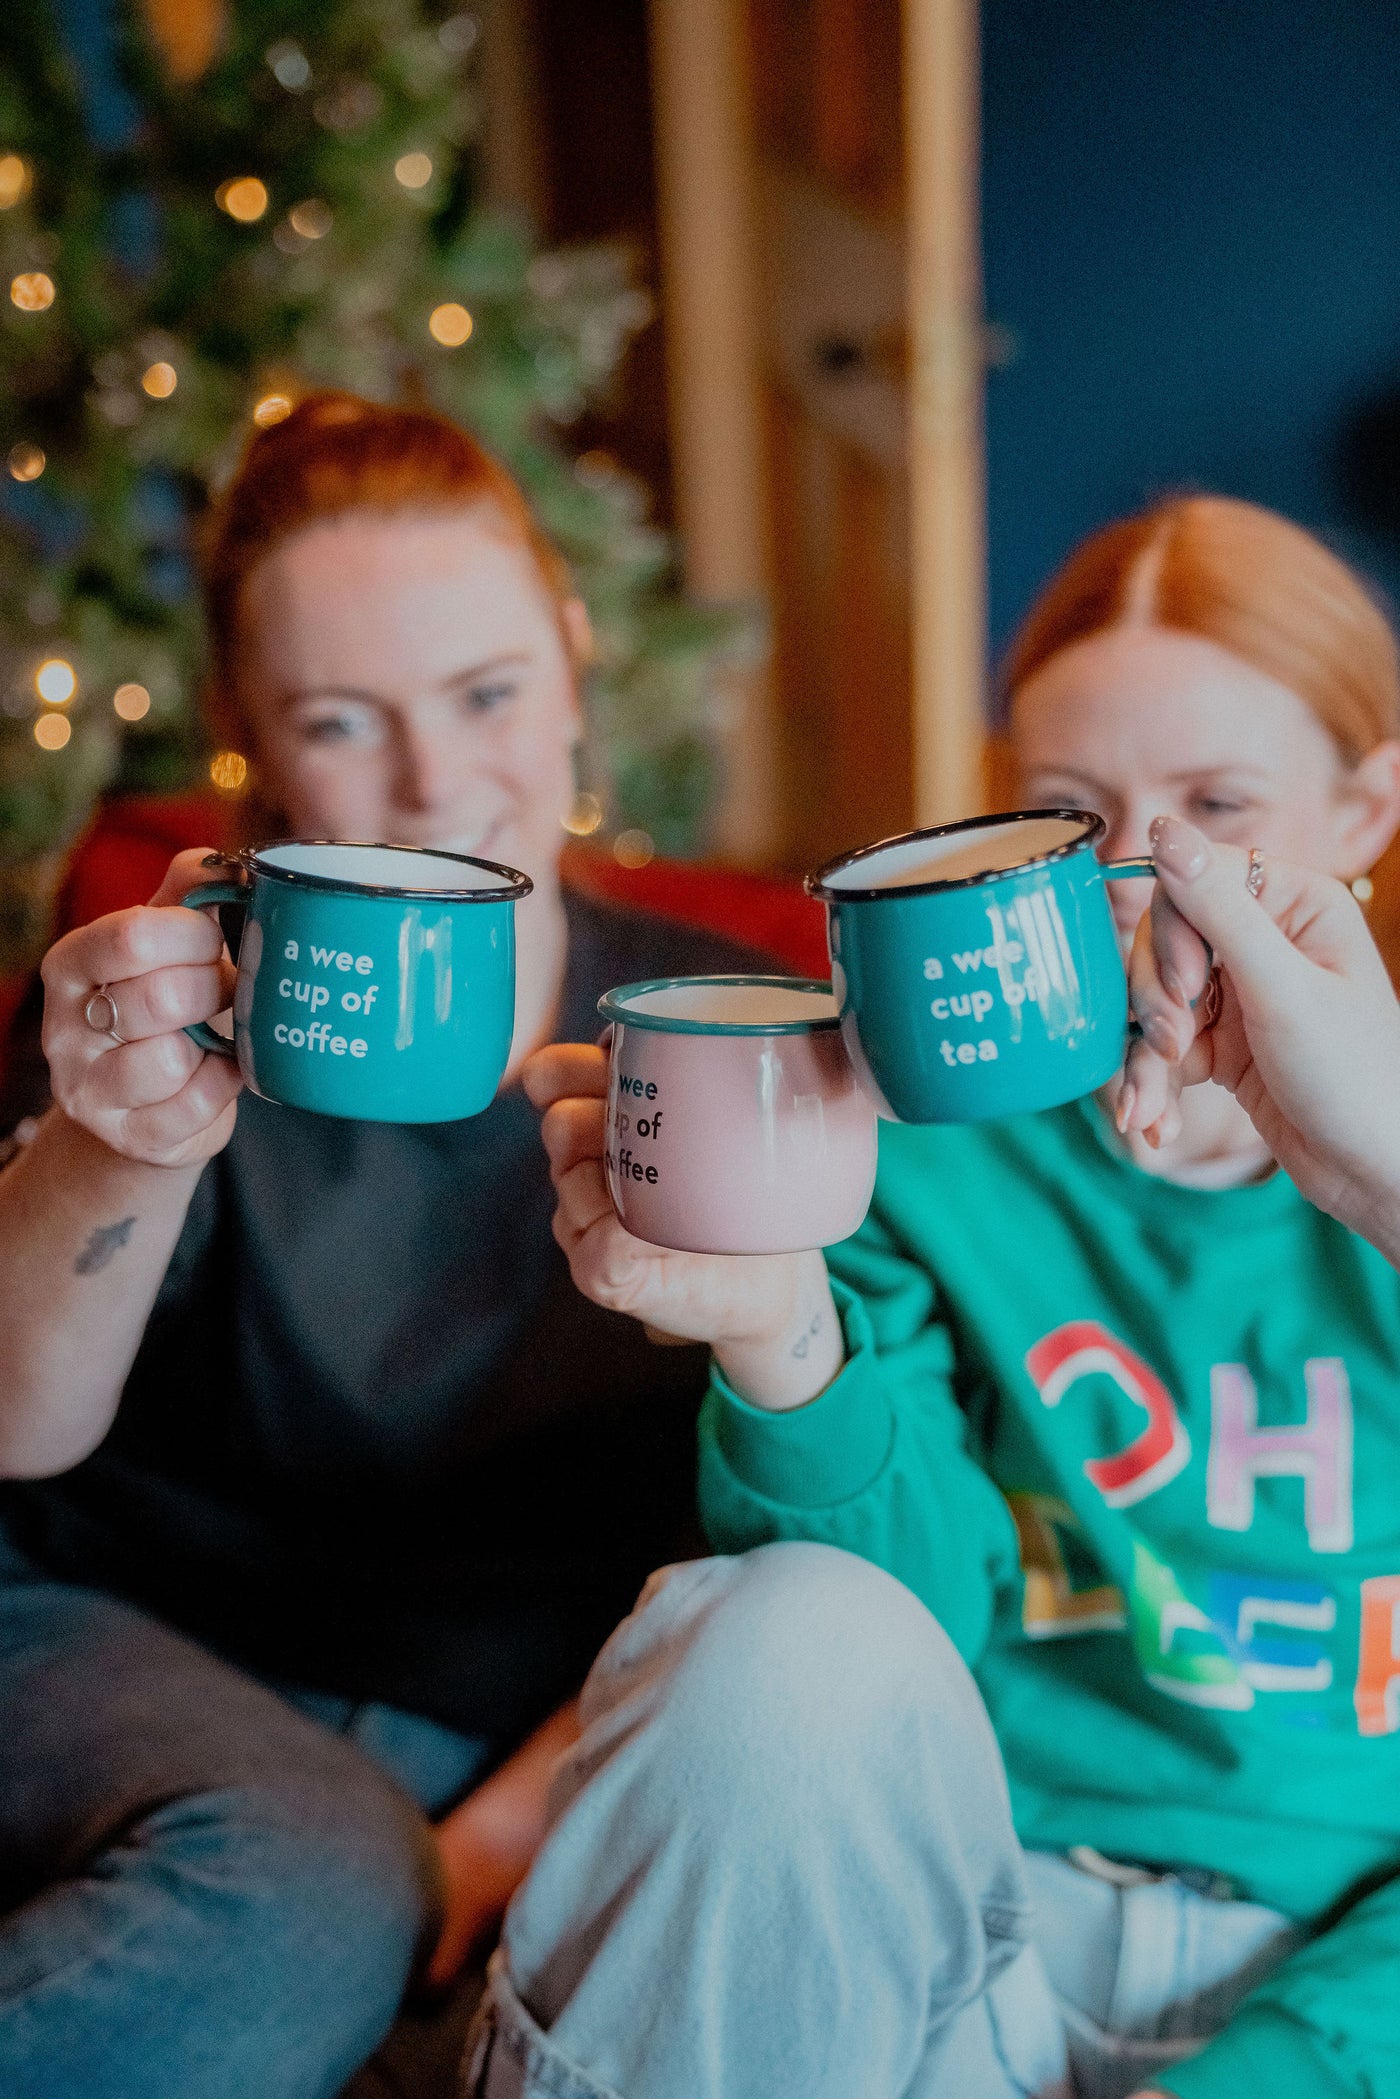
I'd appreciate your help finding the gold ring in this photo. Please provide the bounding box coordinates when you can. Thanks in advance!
[1245,847,1265,900]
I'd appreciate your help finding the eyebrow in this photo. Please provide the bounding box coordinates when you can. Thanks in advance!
[283,652,533,708]
[1023,761,1274,787]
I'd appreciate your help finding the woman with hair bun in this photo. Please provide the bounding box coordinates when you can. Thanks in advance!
[0,394,760,2099]
[512,498,1400,2099]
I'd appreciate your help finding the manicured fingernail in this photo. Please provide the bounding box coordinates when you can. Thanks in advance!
[1141,1011,1180,1059]
[1159,961,1189,1009]
[1115,1081,1136,1134]
[1149,815,1209,879]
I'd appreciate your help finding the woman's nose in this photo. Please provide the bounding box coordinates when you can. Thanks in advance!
[393,727,462,813]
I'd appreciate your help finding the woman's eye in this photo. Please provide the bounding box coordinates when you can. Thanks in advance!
[1190,795,1249,819]
[462,680,519,714]
[295,708,383,749]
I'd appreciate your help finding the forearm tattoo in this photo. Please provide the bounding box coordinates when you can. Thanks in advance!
[74,1216,136,1275]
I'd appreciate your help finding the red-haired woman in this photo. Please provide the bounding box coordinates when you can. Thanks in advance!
[511,499,1400,2099]
[0,395,759,2099]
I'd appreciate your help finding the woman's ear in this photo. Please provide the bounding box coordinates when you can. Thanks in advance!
[560,596,595,671]
[1334,739,1400,878]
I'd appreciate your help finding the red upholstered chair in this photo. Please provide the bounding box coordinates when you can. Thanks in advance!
[0,795,830,1090]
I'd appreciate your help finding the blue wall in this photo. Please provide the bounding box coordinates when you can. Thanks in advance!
[982,0,1400,664]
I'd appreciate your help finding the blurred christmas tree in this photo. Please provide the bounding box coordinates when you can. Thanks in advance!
[0,0,745,968]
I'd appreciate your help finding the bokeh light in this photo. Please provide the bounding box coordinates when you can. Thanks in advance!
[613,828,655,869]
[113,682,151,722]
[210,750,249,792]
[141,361,177,399]
[428,302,473,347]
[395,152,433,190]
[288,197,332,239]
[7,442,45,482]
[253,393,293,427]
[0,155,31,210]
[10,272,54,313]
[33,713,71,750]
[216,177,269,223]
[561,792,605,837]
[35,658,76,705]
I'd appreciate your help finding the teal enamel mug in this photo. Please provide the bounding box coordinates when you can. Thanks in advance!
[180,840,532,1122]
[807,810,1154,1123]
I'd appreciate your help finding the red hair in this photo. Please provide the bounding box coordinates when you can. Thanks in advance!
[201,390,573,708]
[1002,495,1400,762]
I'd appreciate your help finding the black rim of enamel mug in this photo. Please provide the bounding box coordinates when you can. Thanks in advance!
[598,974,842,1037]
[201,840,534,902]
[805,808,1107,904]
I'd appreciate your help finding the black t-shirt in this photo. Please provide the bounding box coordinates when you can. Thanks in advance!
[1,893,765,1742]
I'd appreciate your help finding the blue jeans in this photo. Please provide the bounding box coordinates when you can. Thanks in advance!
[0,1523,489,2099]
[467,1546,1302,2099]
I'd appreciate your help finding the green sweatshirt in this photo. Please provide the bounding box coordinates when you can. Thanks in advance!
[699,1098,1400,2099]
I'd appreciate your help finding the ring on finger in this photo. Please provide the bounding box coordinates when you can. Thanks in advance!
[83,986,129,1045]
[1245,846,1266,900]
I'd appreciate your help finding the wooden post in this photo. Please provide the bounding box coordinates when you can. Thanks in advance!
[903,0,986,825]
[648,0,779,861]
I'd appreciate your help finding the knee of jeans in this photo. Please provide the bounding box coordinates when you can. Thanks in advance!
[629,1543,987,1809]
[141,1758,438,2029]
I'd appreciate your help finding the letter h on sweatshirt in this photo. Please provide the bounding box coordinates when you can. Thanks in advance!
[1207,1359,1353,1553]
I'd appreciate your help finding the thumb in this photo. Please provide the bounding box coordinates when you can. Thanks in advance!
[1147,818,1319,1015]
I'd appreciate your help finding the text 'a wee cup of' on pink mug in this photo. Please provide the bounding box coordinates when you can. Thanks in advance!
[596,975,879,1255]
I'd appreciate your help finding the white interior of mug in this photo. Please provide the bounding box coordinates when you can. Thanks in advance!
[257,842,518,891]
[620,982,839,1027]
[823,813,1090,892]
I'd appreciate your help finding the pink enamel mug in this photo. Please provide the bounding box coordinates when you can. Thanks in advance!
[597,975,879,1254]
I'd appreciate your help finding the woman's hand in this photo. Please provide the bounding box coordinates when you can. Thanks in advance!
[40,849,244,1170]
[1121,816,1400,1263]
[522,1043,844,1411]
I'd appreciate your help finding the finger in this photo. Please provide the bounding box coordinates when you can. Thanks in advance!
[552,1154,617,1244]
[46,902,227,997]
[522,1041,608,1112]
[1147,818,1355,1012]
[119,1054,244,1154]
[53,961,231,1049]
[539,1096,607,1181]
[76,1030,205,1114]
[146,847,238,908]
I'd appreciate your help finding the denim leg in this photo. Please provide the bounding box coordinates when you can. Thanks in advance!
[466,1544,1064,2099]
[0,1545,440,2099]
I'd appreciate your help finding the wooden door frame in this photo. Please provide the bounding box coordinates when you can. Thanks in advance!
[649,0,987,858]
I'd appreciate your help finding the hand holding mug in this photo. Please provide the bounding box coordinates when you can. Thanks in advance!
[1123,817,1400,1263]
[39,849,244,1169]
[522,1042,845,1411]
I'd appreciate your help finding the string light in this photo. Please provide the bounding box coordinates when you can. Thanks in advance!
[7,442,44,482]
[428,302,472,347]
[34,658,76,705]
[141,361,177,399]
[113,682,151,721]
[265,39,311,92]
[34,713,71,750]
[613,828,655,869]
[253,393,293,427]
[394,152,433,190]
[10,272,54,312]
[210,750,249,792]
[216,177,269,223]
[288,198,332,239]
[0,155,31,209]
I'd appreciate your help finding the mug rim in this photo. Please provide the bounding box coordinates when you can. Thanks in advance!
[210,839,534,902]
[805,807,1105,903]
[598,974,842,1037]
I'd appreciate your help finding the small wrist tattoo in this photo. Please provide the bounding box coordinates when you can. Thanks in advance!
[790,1306,825,1360]
[74,1216,137,1276]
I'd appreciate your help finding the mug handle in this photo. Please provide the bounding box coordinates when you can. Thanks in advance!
[178,879,249,1057]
